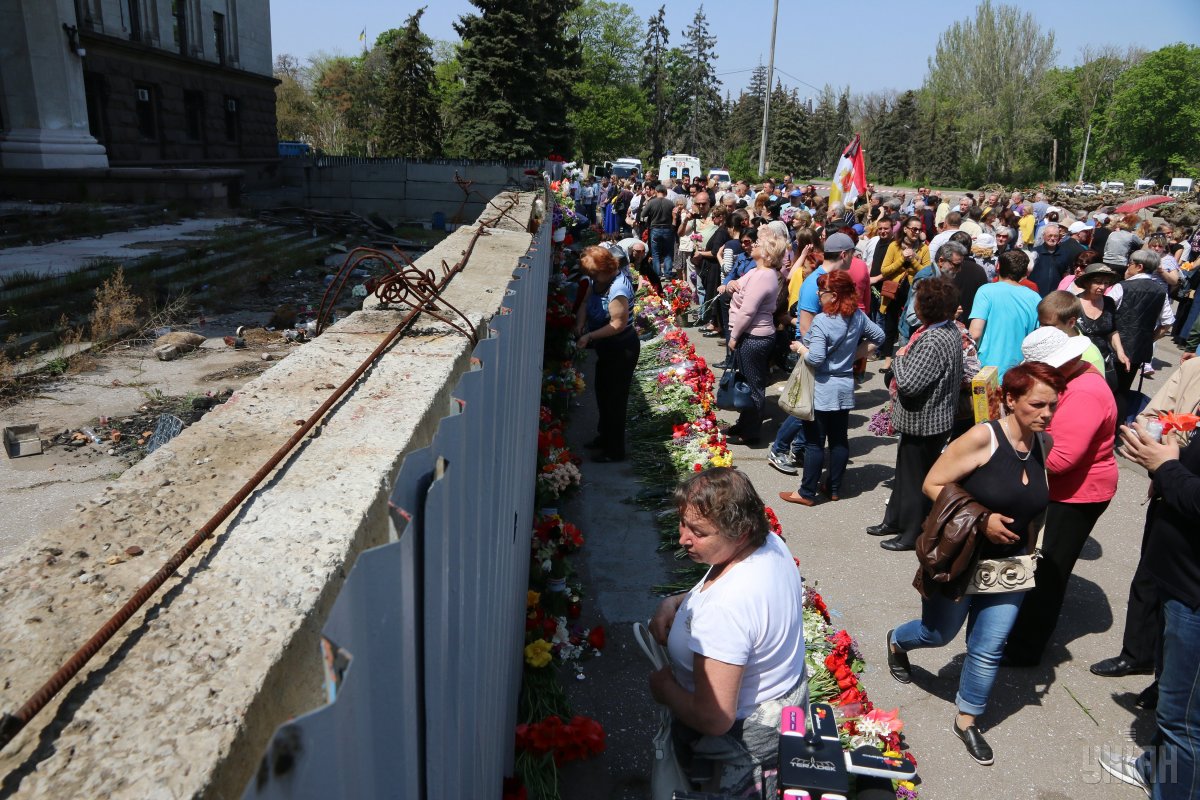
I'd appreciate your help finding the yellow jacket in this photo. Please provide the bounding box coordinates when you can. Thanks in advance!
[1018,214,1036,246]
[879,242,930,312]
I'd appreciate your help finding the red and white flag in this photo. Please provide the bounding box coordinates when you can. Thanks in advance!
[828,134,867,206]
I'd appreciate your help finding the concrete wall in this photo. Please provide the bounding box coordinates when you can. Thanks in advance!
[259,158,543,225]
[0,191,540,798]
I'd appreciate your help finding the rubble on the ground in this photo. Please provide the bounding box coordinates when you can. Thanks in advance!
[46,389,234,466]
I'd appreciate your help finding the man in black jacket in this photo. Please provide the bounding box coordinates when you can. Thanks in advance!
[1110,249,1175,430]
[1099,419,1200,799]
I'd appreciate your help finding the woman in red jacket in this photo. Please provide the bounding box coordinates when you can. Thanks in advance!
[1001,327,1117,666]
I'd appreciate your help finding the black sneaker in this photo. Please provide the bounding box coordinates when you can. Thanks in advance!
[767,449,799,475]
[952,716,994,766]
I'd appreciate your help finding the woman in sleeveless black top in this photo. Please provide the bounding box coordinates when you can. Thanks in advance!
[885,362,1065,766]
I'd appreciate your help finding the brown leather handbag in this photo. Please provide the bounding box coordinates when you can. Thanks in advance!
[881,279,901,301]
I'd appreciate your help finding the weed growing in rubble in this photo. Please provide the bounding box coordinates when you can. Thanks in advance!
[90,267,140,341]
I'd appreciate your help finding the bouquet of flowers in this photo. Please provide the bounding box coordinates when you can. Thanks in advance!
[536,412,582,507]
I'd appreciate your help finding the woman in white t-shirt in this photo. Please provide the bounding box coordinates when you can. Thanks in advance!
[649,468,807,798]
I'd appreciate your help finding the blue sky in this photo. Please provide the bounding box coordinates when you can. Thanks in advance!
[271,0,1200,99]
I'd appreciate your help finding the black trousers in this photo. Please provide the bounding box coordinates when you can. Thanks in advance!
[881,431,949,544]
[1004,499,1110,663]
[593,332,640,459]
[1114,361,1140,434]
[878,280,909,358]
[699,261,721,324]
[732,334,775,438]
[1117,510,1164,667]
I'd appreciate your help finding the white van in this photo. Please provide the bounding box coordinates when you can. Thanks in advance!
[708,169,731,186]
[1166,178,1195,196]
[659,154,702,184]
[1100,180,1126,193]
[1134,179,1156,193]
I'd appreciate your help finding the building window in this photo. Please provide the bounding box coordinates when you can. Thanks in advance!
[223,96,239,142]
[184,91,205,141]
[213,12,227,66]
[127,0,142,42]
[172,0,188,55]
[135,84,157,140]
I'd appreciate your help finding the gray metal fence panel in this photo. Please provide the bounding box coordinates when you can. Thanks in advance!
[245,194,549,799]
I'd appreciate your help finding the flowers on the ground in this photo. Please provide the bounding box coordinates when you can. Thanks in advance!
[525,639,553,668]
[516,714,606,764]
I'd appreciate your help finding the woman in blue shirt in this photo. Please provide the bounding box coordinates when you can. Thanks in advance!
[779,270,884,505]
[575,245,639,462]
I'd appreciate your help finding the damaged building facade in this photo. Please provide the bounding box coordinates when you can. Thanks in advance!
[0,0,276,171]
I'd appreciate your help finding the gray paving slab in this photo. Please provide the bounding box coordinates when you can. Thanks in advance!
[561,322,1183,799]
[0,217,246,278]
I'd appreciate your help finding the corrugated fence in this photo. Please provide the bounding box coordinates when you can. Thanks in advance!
[243,197,550,799]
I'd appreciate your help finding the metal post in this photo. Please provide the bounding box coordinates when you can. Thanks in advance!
[1078,123,1092,184]
[757,0,779,177]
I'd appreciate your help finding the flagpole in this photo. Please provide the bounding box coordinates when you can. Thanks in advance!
[757,0,779,178]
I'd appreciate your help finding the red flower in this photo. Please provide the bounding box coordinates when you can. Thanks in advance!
[587,626,606,650]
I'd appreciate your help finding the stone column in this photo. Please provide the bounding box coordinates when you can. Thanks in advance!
[0,0,108,169]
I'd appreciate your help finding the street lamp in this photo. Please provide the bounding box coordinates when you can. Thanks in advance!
[757,0,779,177]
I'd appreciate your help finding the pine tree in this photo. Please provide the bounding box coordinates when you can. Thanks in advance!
[376,9,443,158]
[641,5,670,164]
[810,87,837,177]
[767,83,805,177]
[723,63,766,156]
[677,7,722,165]
[449,0,582,159]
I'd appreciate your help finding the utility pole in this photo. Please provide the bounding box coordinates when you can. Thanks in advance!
[757,0,779,177]
[1051,138,1057,180]
[1078,123,1092,183]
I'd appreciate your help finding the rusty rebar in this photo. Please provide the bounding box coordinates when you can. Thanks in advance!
[0,190,530,754]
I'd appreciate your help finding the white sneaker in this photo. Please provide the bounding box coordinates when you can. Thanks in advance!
[1098,745,1151,798]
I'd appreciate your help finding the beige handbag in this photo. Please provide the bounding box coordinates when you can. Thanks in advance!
[965,435,1047,595]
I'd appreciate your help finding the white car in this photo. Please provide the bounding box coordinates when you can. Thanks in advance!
[1100,181,1126,193]
[1077,183,1098,196]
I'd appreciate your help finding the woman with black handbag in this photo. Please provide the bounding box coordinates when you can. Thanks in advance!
[721,231,786,444]
[884,361,1066,766]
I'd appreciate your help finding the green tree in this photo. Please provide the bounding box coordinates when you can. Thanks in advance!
[564,0,647,163]
[1106,43,1200,180]
[767,84,807,178]
[924,0,1057,181]
[673,7,722,164]
[274,54,313,142]
[449,0,582,159]
[375,9,443,157]
[641,5,670,165]
[724,63,767,158]
[310,54,371,154]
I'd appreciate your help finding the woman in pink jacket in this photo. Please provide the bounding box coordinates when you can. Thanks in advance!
[1001,327,1118,666]
[722,232,786,444]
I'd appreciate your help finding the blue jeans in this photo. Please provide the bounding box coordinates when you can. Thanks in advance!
[650,228,675,279]
[1137,599,1200,800]
[771,415,806,459]
[892,590,1024,716]
[799,409,850,499]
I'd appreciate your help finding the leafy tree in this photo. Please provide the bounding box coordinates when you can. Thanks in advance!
[375,9,443,158]
[1106,43,1200,180]
[310,54,371,154]
[641,5,670,165]
[924,0,1057,181]
[564,0,647,163]
[274,54,313,142]
[449,0,582,159]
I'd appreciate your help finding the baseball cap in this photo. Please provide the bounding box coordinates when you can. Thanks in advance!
[789,188,803,197]
[974,232,996,249]
[1021,327,1091,368]
[1067,221,1094,234]
[1092,212,1109,223]
[824,232,855,253]
[1045,206,1061,217]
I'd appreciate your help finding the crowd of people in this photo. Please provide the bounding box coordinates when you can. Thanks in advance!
[564,170,1200,798]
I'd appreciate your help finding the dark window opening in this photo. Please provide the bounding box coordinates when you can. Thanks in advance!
[135,84,157,140]
[127,0,142,42]
[84,72,108,143]
[184,91,205,141]
[213,12,227,65]
[223,96,239,142]
[172,0,187,55]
